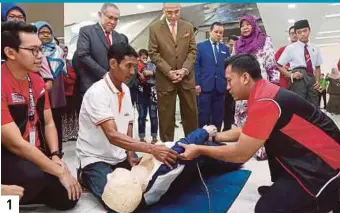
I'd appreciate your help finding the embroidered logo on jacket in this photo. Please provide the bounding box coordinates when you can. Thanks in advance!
[11,93,25,103]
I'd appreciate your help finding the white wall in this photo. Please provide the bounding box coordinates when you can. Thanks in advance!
[319,44,340,74]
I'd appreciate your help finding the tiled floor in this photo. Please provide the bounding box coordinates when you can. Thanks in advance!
[21,109,340,213]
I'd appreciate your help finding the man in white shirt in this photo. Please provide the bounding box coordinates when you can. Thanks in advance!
[76,42,178,210]
[277,19,322,107]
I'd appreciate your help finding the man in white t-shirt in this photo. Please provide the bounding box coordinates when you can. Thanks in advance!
[76,42,178,210]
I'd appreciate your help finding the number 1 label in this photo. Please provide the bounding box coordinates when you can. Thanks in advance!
[0,196,19,213]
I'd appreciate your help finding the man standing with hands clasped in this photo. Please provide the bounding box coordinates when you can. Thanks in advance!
[148,3,198,142]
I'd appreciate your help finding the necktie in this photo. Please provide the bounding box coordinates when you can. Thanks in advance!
[213,42,218,63]
[304,45,313,75]
[105,32,112,46]
[170,23,176,42]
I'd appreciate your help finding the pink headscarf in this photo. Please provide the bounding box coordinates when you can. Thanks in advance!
[234,15,267,54]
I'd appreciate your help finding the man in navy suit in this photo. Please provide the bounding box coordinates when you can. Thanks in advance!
[194,22,230,131]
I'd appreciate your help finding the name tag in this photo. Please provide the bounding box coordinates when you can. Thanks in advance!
[11,93,25,103]
[29,127,35,146]
[221,51,227,55]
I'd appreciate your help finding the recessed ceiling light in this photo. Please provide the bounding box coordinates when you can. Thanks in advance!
[316,42,340,47]
[315,35,340,39]
[288,19,295,23]
[318,29,340,34]
[137,4,145,10]
[325,13,340,18]
[288,4,296,9]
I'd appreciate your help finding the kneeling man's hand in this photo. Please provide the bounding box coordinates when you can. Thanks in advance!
[151,145,178,169]
[58,171,82,201]
[178,143,200,161]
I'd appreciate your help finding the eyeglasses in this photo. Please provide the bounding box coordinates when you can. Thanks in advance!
[18,46,42,57]
[7,15,25,21]
[102,12,120,22]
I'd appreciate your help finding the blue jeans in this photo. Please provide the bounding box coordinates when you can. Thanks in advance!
[137,84,158,138]
[81,160,131,212]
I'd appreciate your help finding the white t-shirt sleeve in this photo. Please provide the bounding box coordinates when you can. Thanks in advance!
[315,47,323,67]
[86,87,115,125]
[277,45,292,66]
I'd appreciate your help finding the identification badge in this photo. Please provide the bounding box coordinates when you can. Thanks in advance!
[29,127,35,146]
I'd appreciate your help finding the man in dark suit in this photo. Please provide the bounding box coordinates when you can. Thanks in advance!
[195,22,230,131]
[75,3,128,96]
[148,3,198,142]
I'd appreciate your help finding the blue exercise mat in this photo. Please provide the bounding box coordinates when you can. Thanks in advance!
[136,169,251,213]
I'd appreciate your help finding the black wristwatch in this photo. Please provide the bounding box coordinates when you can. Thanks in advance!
[50,151,64,159]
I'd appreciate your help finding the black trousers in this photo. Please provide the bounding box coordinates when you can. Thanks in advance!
[255,172,339,213]
[52,107,63,152]
[1,147,78,210]
[318,90,327,108]
[223,91,235,131]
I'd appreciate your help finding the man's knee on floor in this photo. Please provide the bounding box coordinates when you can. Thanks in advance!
[254,198,273,213]
[53,198,78,211]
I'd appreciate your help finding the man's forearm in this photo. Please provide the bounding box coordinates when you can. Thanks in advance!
[277,65,290,78]
[45,123,59,153]
[315,67,321,82]
[107,130,154,154]
[215,127,241,142]
[198,144,245,163]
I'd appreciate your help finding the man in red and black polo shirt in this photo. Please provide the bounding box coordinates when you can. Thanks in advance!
[1,21,81,210]
[180,54,340,213]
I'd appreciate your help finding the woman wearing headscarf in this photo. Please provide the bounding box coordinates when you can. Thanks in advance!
[326,67,340,115]
[1,4,54,91]
[34,21,67,152]
[60,45,79,142]
[233,15,280,160]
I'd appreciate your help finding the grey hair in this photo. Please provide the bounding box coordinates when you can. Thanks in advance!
[101,3,120,13]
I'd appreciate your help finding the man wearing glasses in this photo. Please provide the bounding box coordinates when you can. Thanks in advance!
[74,3,129,97]
[1,3,54,91]
[1,21,81,210]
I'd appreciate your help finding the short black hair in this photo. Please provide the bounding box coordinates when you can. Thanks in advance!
[1,21,37,60]
[210,22,223,31]
[224,54,262,80]
[288,26,295,33]
[138,49,148,57]
[229,35,239,41]
[107,42,138,64]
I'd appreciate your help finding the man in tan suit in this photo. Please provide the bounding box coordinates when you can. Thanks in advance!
[148,3,198,142]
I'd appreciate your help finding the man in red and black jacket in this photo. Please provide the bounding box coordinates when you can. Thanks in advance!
[1,21,81,210]
[179,54,340,213]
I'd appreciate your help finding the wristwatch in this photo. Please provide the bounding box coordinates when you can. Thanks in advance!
[50,151,64,158]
